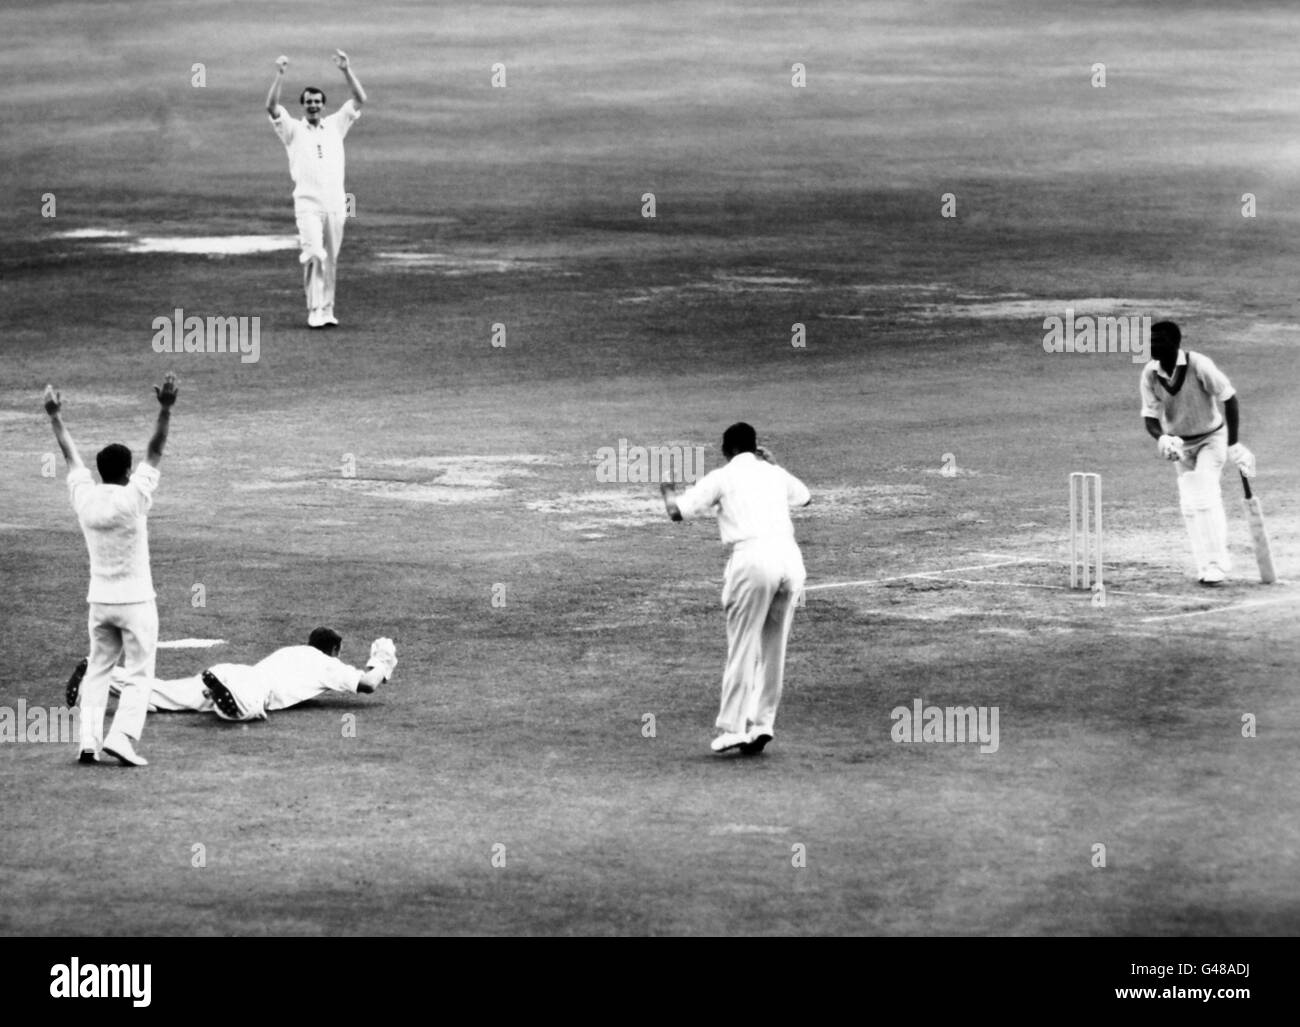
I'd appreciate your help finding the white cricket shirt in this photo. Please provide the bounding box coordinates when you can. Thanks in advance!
[255,645,364,711]
[1139,350,1235,439]
[675,452,811,545]
[270,100,361,214]
[67,463,160,604]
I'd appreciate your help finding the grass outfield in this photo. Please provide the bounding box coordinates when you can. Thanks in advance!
[2,0,1299,935]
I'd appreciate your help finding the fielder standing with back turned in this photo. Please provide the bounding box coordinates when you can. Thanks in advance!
[661,423,811,755]
[1141,320,1256,584]
[44,374,179,766]
[266,50,367,329]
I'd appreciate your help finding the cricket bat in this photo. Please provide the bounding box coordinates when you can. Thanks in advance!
[1241,474,1277,584]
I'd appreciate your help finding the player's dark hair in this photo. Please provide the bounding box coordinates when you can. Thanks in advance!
[308,627,342,655]
[96,443,132,483]
[299,87,326,104]
[1150,321,1181,350]
[722,422,758,457]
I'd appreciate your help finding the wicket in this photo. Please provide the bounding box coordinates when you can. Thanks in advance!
[1069,472,1103,590]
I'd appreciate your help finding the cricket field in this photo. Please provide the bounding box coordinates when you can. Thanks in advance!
[2,0,1298,937]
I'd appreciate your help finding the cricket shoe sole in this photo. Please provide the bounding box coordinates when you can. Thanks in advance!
[202,670,244,721]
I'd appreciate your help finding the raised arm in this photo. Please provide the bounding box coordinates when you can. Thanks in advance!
[334,50,367,107]
[266,55,289,115]
[43,386,85,472]
[145,373,179,468]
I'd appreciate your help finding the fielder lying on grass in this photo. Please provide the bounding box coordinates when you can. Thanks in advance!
[66,628,396,723]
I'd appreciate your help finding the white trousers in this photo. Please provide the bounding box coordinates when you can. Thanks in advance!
[131,664,269,721]
[717,538,806,736]
[1175,425,1231,576]
[81,600,158,751]
[295,210,346,316]
[111,670,212,714]
[109,665,296,721]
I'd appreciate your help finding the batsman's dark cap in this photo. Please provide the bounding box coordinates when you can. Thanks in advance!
[1150,320,1181,349]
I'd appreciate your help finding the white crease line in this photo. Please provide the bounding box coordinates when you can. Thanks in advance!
[815,608,1083,625]
[812,575,1191,600]
[934,578,1190,600]
[1140,593,1300,623]
[808,558,1204,602]
[804,558,1040,592]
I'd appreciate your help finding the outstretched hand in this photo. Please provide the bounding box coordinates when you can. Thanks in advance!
[367,637,397,681]
[275,55,290,71]
[43,384,62,416]
[154,373,179,408]
[333,49,350,71]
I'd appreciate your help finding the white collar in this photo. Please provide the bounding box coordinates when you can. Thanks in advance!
[1155,349,1188,380]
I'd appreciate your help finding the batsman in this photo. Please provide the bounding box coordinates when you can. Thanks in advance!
[1141,320,1258,585]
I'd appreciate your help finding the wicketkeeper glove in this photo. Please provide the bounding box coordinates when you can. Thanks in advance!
[1156,434,1184,461]
[1228,442,1256,478]
[367,637,397,681]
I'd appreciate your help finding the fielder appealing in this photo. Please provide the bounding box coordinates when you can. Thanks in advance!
[1141,321,1256,585]
[661,423,811,755]
[45,375,178,766]
[67,629,396,723]
[266,50,368,329]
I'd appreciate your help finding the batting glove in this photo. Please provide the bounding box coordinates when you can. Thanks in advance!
[1157,434,1184,461]
[1228,442,1256,478]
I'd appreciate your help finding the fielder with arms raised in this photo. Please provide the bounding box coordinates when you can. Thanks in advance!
[1141,320,1256,585]
[266,50,367,328]
[45,375,178,766]
[660,423,811,755]
[67,628,396,722]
